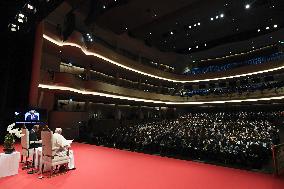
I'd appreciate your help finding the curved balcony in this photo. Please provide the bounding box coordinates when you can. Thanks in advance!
[39,72,284,105]
[43,22,284,84]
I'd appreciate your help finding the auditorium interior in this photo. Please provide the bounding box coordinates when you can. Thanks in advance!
[1,0,284,189]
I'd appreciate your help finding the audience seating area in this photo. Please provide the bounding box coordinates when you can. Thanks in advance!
[184,52,284,75]
[85,112,281,170]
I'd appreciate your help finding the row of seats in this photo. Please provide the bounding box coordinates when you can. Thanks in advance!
[185,52,284,75]
[87,111,281,169]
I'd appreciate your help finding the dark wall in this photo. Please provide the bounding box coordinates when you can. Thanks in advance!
[0,29,35,142]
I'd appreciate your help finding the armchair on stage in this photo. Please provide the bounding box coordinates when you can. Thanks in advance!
[21,128,34,168]
[40,129,70,177]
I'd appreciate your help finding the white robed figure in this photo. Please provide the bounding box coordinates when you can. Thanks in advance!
[53,128,73,157]
[52,128,75,170]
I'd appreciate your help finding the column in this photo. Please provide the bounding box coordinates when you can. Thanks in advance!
[29,21,44,108]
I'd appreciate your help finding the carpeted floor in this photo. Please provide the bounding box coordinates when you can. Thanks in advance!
[0,142,283,189]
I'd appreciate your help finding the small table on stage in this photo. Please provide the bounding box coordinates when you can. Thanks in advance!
[0,151,20,178]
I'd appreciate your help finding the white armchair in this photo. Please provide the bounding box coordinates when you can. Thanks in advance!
[21,128,35,168]
[40,129,70,177]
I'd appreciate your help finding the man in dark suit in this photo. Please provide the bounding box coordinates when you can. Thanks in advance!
[26,110,39,121]
[29,125,42,149]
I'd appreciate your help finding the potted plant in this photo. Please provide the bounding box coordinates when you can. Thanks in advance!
[3,123,23,154]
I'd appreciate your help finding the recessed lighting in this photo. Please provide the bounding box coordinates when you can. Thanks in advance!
[188,48,191,50]
[220,13,224,18]
[149,32,152,35]
[170,31,174,35]
[274,24,278,28]
[198,22,201,26]
[189,25,192,29]
[252,46,255,49]
[266,26,270,30]
[204,43,207,47]
[125,27,128,30]
[210,17,214,21]
[216,15,219,19]
[103,5,106,9]
[245,4,250,9]
[257,29,261,32]
[194,24,197,27]
[196,45,199,49]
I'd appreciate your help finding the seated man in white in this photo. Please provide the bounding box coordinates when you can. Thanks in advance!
[53,128,75,170]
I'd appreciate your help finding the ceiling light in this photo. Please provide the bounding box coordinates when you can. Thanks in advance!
[170,31,174,35]
[210,17,214,21]
[194,24,197,27]
[103,5,106,9]
[245,4,250,9]
[18,18,23,23]
[266,27,270,30]
[198,22,201,26]
[125,27,128,30]
[257,29,260,32]
[189,25,192,28]
[18,13,24,18]
[204,43,207,47]
[216,15,219,19]
[149,32,152,35]
[196,45,199,49]
[274,24,278,28]
[252,46,255,49]
[27,4,34,10]
[220,13,224,18]
[188,48,191,50]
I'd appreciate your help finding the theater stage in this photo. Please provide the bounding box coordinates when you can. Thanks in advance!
[0,142,283,189]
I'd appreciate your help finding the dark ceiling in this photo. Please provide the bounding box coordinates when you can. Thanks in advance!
[79,0,284,54]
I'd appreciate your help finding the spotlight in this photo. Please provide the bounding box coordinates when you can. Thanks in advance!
[18,18,24,23]
[245,4,250,9]
[27,4,34,10]
[8,23,19,32]
[16,13,26,23]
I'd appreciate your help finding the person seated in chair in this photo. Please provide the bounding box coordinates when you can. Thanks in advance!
[29,125,42,149]
[53,128,72,157]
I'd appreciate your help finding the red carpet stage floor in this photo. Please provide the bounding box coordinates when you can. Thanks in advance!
[1,142,284,189]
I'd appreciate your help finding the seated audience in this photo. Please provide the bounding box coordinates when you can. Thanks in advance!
[88,111,281,169]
